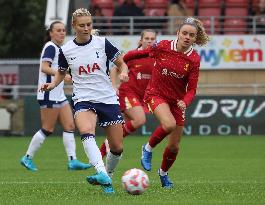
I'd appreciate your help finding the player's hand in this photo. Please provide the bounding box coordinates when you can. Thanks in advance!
[177,100,186,111]
[119,72,129,83]
[39,83,56,92]
[64,74,72,84]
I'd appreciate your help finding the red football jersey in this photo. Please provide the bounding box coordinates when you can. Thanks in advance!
[145,40,200,107]
[119,49,155,100]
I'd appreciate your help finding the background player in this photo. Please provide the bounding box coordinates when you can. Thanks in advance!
[20,21,90,171]
[140,17,210,188]
[100,29,157,157]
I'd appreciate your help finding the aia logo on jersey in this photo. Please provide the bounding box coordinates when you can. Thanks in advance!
[79,63,100,75]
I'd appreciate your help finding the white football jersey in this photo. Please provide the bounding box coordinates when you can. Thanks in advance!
[37,41,66,101]
[59,35,121,104]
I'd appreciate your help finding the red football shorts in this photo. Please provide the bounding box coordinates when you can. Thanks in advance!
[144,95,185,126]
[119,91,149,113]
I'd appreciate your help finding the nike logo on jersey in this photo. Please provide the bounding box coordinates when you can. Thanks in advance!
[70,57,76,60]
[96,52,99,58]
[134,64,142,68]
[118,115,122,118]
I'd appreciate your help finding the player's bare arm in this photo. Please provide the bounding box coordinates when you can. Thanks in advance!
[64,72,72,84]
[114,55,129,83]
[41,61,57,76]
[109,67,120,93]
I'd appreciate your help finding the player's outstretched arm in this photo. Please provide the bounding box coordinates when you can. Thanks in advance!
[123,49,149,63]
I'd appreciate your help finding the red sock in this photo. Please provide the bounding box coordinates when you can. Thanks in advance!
[123,121,136,137]
[149,126,168,148]
[99,142,107,158]
[161,147,178,172]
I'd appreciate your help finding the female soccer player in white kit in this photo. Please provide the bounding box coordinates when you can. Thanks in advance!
[40,8,129,194]
[20,21,90,171]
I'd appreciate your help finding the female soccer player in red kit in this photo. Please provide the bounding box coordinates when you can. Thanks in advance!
[100,29,157,157]
[140,17,210,188]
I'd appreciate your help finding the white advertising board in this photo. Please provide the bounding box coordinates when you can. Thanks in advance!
[106,35,265,70]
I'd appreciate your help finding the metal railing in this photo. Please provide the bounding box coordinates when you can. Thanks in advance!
[81,16,265,35]
[1,84,265,100]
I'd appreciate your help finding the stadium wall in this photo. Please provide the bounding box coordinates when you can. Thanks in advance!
[23,96,265,136]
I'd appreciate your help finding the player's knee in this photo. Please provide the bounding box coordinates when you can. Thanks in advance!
[110,143,123,154]
[133,117,146,128]
[78,125,94,134]
[41,128,53,136]
[167,144,179,154]
[63,123,75,132]
[161,122,176,133]
[110,149,123,156]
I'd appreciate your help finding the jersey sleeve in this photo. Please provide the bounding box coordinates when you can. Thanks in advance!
[105,38,121,62]
[42,45,56,62]
[58,48,69,72]
[149,40,161,58]
[183,59,200,107]
[123,49,149,63]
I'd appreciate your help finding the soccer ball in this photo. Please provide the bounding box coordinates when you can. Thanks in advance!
[121,168,149,195]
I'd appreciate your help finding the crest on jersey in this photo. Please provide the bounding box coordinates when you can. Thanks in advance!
[184,63,189,71]
[151,98,155,105]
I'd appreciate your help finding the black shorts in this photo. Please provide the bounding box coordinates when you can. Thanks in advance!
[74,101,124,127]
[38,99,68,109]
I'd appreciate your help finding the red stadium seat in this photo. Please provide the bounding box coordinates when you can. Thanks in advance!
[198,7,221,16]
[223,18,247,34]
[252,0,260,7]
[225,7,248,16]
[198,0,222,7]
[185,0,196,8]
[224,0,248,7]
[200,18,221,34]
[91,0,114,8]
[101,8,114,16]
[145,0,169,8]
[252,0,260,14]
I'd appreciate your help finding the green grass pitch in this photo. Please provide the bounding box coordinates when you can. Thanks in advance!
[0,136,265,205]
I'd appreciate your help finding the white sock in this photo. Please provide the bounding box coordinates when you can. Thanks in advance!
[82,134,107,174]
[26,130,46,158]
[104,139,110,154]
[159,168,168,176]
[106,151,122,177]
[63,131,77,160]
[145,143,153,152]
